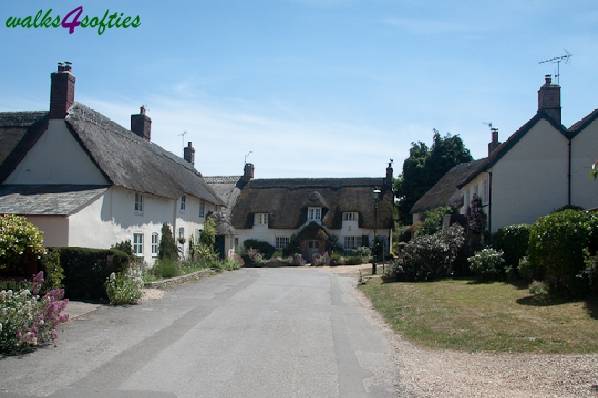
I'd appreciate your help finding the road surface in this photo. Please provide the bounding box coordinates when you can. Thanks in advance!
[0,268,399,397]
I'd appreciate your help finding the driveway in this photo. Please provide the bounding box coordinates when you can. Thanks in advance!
[0,268,399,397]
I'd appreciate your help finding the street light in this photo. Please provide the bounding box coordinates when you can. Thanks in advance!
[372,188,381,275]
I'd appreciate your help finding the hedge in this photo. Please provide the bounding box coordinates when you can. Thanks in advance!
[243,239,276,259]
[492,224,530,267]
[58,247,130,301]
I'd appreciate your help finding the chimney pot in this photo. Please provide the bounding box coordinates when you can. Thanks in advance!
[545,74,551,85]
[49,61,76,119]
[488,128,501,156]
[538,74,561,124]
[131,106,152,141]
[243,163,255,181]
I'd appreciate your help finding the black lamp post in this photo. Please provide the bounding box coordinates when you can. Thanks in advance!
[372,188,381,275]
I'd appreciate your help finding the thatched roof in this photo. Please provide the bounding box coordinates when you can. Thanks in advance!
[410,159,486,214]
[0,185,107,215]
[203,176,243,213]
[0,104,222,205]
[0,111,47,167]
[230,178,393,230]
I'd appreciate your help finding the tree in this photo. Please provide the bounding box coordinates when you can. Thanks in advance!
[158,223,178,261]
[396,131,472,225]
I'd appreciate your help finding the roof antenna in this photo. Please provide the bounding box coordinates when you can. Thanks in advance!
[539,50,572,85]
[244,150,253,165]
[178,131,188,152]
[483,122,493,131]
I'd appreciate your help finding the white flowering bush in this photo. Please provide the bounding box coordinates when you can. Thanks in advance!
[0,272,69,354]
[0,214,45,271]
[468,248,505,280]
[105,267,143,305]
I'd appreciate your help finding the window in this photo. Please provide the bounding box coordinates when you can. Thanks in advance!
[234,238,239,252]
[483,178,489,203]
[151,233,159,256]
[343,212,358,222]
[307,240,319,249]
[196,229,202,243]
[199,200,205,218]
[180,195,186,211]
[276,237,290,249]
[178,227,185,240]
[308,207,321,221]
[255,213,269,225]
[134,192,143,212]
[343,236,360,250]
[133,233,144,256]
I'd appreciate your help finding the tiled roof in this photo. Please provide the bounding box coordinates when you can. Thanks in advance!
[0,185,108,215]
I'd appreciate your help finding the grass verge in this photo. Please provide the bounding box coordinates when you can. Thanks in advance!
[359,278,598,353]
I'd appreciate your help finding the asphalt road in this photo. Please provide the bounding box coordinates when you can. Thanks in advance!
[0,268,399,397]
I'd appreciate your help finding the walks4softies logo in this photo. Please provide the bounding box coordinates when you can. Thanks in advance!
[5,6,141,35]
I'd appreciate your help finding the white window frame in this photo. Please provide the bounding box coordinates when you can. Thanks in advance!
[255,213,269,225]
[343,211,358,222]
[343,236,360,250]
[196,229,202,243]
[151,232,159,256]
[199,199,205,218]
[308,207,321,221]
[180,195,186,211]
[133,233,144,257]
[275,237,290,249]
[178,227,185,240]
[134,192,144,213]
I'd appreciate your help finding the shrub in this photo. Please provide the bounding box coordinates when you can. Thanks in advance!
[59,247,130,301]
[111,240,133,257]
[467,248,505,280]
[242,248,263,267]
[105,267,143,305]
[219,258,241,271]
[271,250,283,259]
[0,214,45,272]
[158,223,178,261]
[528,209,598,297]
[243,240,276,259]
[528,280,550,303]
[345,255,363,265]
[0,272,69,355]
[493,224,530,268]
[353,246,372,259]
[40,249,63,293]
[282,234,300,257]
[420,207,452,235]
[395,225,465,281]
[153,259,179,278]
[199,217,217,248]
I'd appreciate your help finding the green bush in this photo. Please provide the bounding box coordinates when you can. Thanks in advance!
[528,209,598,297]
[39,249,63,293]
[420,207,452,236]
[394,225,465,281]
[467,248,505,280]
[0,214,45,272]
[158,223,178,261]
[493,224,530,268]
[59,247,130,301]
[105,267,143,305]
[153,259,179,278]
[199,217,217,248]
[111,240,133,257]
[243,240,275,259]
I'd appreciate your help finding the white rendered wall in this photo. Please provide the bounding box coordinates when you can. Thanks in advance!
[26,216,69,247]
[174,195,217,259]
[5,119,108,185]
[571,118,598,209]
[489,119,568,232]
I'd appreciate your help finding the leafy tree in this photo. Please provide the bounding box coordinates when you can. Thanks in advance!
[158,223,178,261]
[396,131,472,224]
[199,217,217,248]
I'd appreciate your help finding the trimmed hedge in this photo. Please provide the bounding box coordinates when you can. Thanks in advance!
[492,224,530,267]
[528,209,598,297]
[58,247,130,301]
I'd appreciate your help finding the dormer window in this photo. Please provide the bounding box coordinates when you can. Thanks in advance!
[255,213,269,226]
[308,207,321,221]
[180,195,186,211]
[134,192,144,213]
[343,212,358,222]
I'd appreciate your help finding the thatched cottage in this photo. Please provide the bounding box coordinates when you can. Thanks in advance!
[0,63,223,264]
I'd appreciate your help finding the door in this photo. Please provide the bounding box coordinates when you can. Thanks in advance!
[215,235,225,260]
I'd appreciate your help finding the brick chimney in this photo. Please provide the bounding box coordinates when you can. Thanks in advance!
[131,106,152,141]
[183,142,195,165]
[49,62,75,119]
[488,127,500,156]
[385,162,393,187]
[538,74,561,124]
[243,163,255,182]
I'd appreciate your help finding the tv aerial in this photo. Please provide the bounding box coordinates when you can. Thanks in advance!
[539,50,572,84]
[244,150,253,164]
[177,131,188,151]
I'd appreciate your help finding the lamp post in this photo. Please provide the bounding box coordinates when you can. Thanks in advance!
[372,188,381,275]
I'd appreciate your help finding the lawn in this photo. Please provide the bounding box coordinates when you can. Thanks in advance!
[360,278,598,353]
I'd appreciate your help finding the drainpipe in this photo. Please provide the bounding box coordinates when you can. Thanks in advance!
[567,139,571,206]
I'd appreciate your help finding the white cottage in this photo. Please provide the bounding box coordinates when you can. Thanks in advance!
[458,75,598,232]
[0,63,223,265]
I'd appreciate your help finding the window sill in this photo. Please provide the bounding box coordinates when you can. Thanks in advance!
[134,211,144,217]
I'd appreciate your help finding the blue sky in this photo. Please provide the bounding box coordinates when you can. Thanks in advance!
[1,1,597,178]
